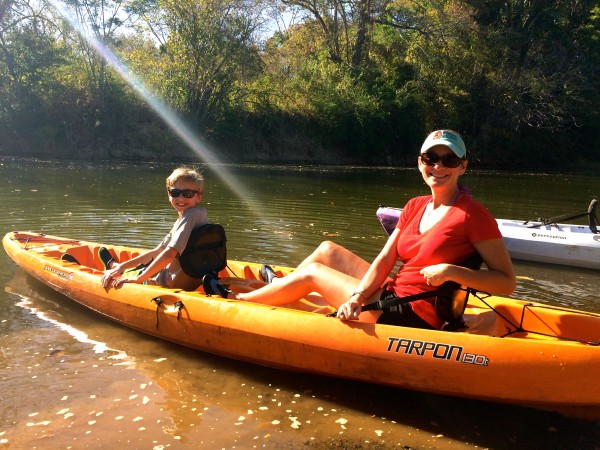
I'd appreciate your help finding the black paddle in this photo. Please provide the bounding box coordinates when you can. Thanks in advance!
[526,199,598,231]
[588,199,598,233]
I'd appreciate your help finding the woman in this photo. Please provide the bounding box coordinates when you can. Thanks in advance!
[205,130,516,329]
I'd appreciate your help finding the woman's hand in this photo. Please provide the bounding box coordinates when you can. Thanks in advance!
[337,295,363,321]
[420,263,452,286]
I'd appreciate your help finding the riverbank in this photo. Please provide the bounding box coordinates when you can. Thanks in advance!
[1,154,600,175]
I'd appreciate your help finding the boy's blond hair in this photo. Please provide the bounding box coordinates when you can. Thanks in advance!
[166,167,204,192]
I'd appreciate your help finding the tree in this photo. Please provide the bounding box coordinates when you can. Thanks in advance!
[132,0,263,131]
[281,0,391,68]
[62,0,139,105]
[456,0,600,163]
[0,0,74,154]
[374,0,600,164]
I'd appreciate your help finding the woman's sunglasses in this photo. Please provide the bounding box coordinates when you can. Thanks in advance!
[420,152,464,168]
[168,188,198,198]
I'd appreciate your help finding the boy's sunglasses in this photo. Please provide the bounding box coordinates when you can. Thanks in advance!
[168,188,198,198]
[420,152,464,168]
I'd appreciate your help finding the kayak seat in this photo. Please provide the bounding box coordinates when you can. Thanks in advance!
[436,253,483,330]
[338,253,484,330]
[179,224,228,279]
[437,285,476,331]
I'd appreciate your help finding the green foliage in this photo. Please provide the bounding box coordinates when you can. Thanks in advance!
[0,5,72,155]
[438,0,600,165]
[145,0,263,131]
[0,0,599,167]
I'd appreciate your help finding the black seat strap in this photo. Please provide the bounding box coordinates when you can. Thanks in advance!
[361,282,458,312]
[328,253,482,319]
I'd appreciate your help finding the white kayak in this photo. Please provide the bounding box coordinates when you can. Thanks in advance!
[376,200,600,270]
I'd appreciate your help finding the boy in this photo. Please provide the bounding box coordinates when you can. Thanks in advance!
[101,166,208,290]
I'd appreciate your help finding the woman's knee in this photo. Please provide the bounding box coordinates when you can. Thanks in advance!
[314,241,344,262]
[300,262,344,296]
[303,261,327,277]
[316,241,366,274]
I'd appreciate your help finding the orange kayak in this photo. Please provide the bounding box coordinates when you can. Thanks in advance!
[3,231,600,409]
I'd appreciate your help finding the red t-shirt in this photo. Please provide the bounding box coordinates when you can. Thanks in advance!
[391,194,501,328]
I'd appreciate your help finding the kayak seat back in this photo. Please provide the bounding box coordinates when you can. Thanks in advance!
[179,224,228,279]
[436,253,483,330]
[349,253,483,330]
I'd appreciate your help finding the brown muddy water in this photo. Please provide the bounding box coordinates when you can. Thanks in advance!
[1,159,599,449]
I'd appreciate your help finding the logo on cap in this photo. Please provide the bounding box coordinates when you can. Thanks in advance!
[433,130,459,142]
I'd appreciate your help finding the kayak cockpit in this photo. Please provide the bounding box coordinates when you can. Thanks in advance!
[464,294,600,344]
[10,232,599,344]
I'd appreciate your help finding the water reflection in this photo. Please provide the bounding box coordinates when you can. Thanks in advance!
[512,261,600,311]
[5,272,600,449]
[1,159,599,448]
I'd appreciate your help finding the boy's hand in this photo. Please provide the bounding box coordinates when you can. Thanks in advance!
[110,276,136,288]
[101,265,123,288]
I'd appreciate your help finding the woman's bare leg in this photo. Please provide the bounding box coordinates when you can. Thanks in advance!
[294,241,370,279]
[234,262,381,323]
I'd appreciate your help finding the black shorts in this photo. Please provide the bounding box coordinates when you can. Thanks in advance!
[376,289,435,329]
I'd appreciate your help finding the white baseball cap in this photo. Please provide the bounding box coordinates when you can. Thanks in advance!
[420,130,467,158]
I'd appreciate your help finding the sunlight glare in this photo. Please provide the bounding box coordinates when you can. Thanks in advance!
[50,0,261,213]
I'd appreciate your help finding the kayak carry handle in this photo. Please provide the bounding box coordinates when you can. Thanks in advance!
[151,297,162,329]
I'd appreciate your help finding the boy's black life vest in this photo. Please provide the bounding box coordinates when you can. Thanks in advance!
[179,224,227,278]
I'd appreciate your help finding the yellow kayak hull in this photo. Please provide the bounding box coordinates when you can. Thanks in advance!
[4,231,600,409]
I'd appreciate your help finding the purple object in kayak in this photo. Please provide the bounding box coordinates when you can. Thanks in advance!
[376,206,402,236]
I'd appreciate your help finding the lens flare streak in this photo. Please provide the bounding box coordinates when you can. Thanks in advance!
[50,0,261,214]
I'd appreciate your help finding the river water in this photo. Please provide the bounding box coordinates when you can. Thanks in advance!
[1,158,599,449]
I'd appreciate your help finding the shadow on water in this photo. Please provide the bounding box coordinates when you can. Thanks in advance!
[511,260,600,312]
[4,271,599,450]
[1,160,599,448]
